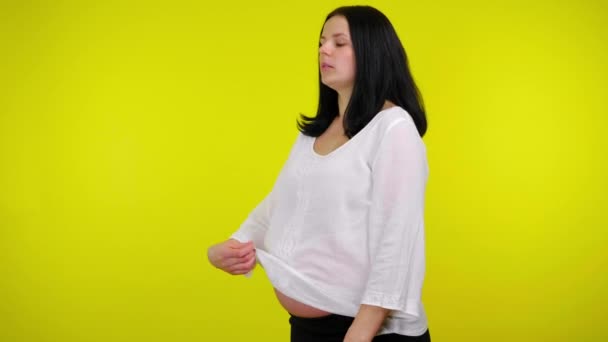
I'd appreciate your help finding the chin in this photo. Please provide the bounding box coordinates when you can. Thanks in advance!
[321,79,339,91]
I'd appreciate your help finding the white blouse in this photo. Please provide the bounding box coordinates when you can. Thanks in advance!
[231,106,430,336]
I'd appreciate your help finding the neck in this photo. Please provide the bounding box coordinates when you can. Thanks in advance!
[337,88,352,118]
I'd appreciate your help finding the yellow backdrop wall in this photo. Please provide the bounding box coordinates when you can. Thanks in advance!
[1,0,606,341]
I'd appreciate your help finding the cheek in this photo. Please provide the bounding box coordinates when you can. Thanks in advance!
[346,51,356,73]
[346,55,356,75]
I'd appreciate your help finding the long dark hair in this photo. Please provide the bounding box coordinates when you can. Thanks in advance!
[298,5,427,138]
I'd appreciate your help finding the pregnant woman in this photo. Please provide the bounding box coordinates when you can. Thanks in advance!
[207,5,431,342]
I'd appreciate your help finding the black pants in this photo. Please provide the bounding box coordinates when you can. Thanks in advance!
[289,314,431,342]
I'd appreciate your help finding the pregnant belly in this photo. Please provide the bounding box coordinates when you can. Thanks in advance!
[273,288,331,318]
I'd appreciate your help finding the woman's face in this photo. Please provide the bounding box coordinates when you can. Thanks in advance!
[319,15,356,93]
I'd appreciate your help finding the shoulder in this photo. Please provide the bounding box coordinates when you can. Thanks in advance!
[284,131,311,158]
[369,107,429,172]
[293,131,312,146]
[370,106,419,140]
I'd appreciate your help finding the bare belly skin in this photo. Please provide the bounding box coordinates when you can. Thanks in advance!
[273,288,331,318]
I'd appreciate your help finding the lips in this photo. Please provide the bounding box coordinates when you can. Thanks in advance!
[321,62,334,69]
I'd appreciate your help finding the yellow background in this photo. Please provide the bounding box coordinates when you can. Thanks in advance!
[1,0,606,341]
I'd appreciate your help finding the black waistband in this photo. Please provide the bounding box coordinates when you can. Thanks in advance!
[289,313,354,335]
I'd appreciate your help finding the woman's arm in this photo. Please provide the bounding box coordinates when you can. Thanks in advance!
[344,304,391,342]
[230,190,274,248]
[230,133,301,248]
[353,117,429,339]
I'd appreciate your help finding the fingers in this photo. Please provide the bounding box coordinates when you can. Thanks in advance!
[227,239,254,250]
[209,239,257,275]
[225,240,255,258]
[217,250,255,269]
[234,245,255,258]
[227,254,257,275]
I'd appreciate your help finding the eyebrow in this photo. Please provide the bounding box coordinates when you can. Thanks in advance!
[320,33,349,39]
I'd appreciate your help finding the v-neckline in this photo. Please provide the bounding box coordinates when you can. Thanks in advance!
[310,106,398,158]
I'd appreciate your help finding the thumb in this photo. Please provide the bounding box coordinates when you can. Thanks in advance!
[228,238,254,249]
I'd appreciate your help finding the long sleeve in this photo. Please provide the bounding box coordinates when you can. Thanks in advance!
[230,133,303,248]
[230,189,274,249]
[360,117,429,318]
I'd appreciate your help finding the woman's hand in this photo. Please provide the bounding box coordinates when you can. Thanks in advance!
[343,329,372,342]
[343,304,391,342]
[207,239,256,275]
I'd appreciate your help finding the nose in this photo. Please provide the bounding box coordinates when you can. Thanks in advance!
[319,42,331,56]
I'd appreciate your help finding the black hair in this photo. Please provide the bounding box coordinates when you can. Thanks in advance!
[297,5,427,138]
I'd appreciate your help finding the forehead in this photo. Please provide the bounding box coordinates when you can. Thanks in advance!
[321,15,350,37]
